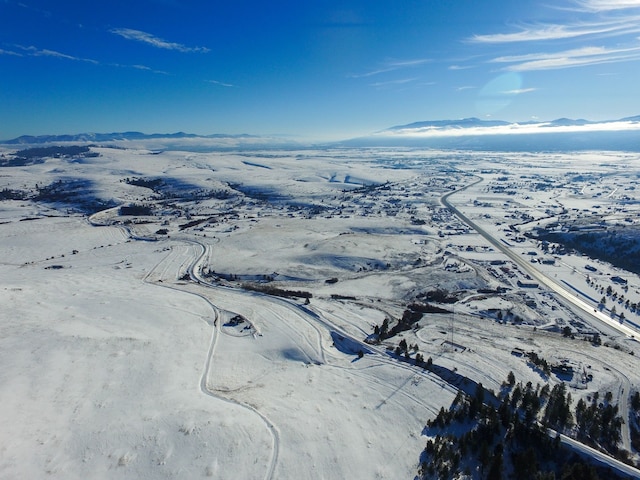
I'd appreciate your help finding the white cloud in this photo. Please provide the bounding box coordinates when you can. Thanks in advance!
[13,44,171,75]
[386,58,431,67]
[381,119,640,138]
[15,45,99,64]
[39,49,95,63]
[369,78,416,88]
[0,48,22,56]
[206,79,235,87]
[351,58,430,78]
[502,87,538,94]
[492,45,640,71]
[130,64,170,75]
[110,28,210,53]
[465,4,640,73]
[469,20,639,43]
[349,68,395,78]
[577,0,640,11]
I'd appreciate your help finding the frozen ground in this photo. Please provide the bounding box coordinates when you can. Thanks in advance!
[2,145,640,478]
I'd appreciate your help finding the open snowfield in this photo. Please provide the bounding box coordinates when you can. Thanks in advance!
[2,144,640,478]
[0,215,457,479]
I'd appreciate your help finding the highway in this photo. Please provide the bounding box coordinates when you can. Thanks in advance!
[440,177,639,340]
[441,176,636,461]
[554,431,640,479]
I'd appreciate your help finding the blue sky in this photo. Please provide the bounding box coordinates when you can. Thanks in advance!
[1,0,640,140]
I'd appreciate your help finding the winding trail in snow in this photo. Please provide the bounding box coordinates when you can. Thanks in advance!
[143,242,281,480]
[188,241,327,363]
[93,205,639,477]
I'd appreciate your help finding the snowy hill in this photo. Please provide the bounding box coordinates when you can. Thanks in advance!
[2,142,640,478]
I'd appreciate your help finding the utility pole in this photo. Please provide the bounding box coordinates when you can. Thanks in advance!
[449,307,455,351]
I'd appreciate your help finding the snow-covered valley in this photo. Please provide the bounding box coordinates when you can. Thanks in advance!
[2,144,640,479]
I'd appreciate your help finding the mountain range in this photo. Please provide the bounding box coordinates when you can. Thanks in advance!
[346,115,640,151]
[1,131,258,145]
[384,115,640,131]
[2,115,639,151]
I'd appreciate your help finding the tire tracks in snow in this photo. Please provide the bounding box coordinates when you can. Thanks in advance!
[144,242,281,480]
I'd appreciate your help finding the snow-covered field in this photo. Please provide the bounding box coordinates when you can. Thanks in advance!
[2,144,640,478]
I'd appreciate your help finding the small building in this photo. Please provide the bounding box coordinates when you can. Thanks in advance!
[612,276,627,285]
[552,364,574,375]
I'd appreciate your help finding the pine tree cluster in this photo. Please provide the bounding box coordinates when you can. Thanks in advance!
[418,374,627,480]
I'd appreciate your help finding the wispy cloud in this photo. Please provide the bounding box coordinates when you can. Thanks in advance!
[369,78,416,88]
[449,64,473,70]
[492,45,640,71]
[382,118,640,138]
[130,64,170,75]
[14,44,170,75]
[467,1,640,73]
[350,67,396,78]
[577,0,640,11]
[110,28,210,53]
[502,87,538,94]
[386,58,431,68]
[456,85,476,91]
[206,79,236,87]
[15,45,99,64]
[351,58,430,78]
[6,0,52,17]
[0,48,23,56]
[469,20,639,43]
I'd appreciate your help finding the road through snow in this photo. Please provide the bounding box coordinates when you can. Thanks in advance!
[178,237,460,477]
[442,177,640,475]
[145,244,281,480]
[441,176,640,339]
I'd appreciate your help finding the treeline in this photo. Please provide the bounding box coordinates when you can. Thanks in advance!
[1,146,98,166]
[0,188,28,200]
[15,145,96,159]
[533,228,640,276]
[575,391,622,453]
[419,374,627,480]
[241,283,312,299]
[390,338,430,367]
[124,177,164,192]
[120,205,153,216]
[0,180,114,213]
[32,179,116,214]
[417,288,460,304]
[123,176,234,201]
[373,302,450,340]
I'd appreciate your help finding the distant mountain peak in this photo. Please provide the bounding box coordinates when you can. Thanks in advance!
[0,131,262,145]
[547,118,592,127]
[374,115,640,136]
[384,115,639,133]
[338,114,640,151]
[388,117,510,131]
